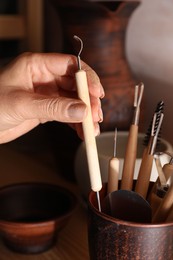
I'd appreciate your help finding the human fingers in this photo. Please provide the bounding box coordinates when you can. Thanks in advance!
[7,90,88,123]
[70,122,100,140]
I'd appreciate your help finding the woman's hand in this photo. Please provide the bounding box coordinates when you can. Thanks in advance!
[0,52,104,143]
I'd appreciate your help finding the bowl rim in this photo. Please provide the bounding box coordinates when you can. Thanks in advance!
[0,182,77,226]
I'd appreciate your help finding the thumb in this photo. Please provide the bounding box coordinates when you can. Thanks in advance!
[17,92,88,123]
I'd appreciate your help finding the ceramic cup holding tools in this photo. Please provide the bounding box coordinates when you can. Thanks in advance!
[88,183,173,260]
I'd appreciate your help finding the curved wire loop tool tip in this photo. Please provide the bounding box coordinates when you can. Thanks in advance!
[73,35,83,70]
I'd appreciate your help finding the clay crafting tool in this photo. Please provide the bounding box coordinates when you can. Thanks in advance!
[107,128,119,194]
[152,179,173,223]
[149,154,169,215]
[150,153,173,217]
[102,128,151,223]
[165,204,173,222]
[74,35,102,211]
[162,153,173,181]
[143,100,164,151]
[135,112,164,199]
[121,83,144,190]
[102,188,152,223]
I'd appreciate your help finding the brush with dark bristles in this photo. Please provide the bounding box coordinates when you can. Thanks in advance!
[143,100,164,150]
[135,109,164,199]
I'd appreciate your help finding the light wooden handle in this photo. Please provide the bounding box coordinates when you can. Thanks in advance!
[163,163,173,180]
[121,124,138,190]
[75,70,102,192]
[135,147,153,199]
[148,159,170,203]
[107,157,119,194]
[155,157,167,186]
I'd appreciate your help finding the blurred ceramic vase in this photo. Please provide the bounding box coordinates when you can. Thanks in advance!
[50,0,139,131]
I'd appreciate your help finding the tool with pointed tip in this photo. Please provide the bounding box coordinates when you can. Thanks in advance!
[121,83,144,190]
[73,35,102,211]
[135,112,164,199]
[107,128,119,194]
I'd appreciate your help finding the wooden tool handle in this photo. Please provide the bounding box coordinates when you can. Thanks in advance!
[107,157,119,194]
[166,204,173,222]
[163,163,173,180]
[152,181,173,223]
[155,157,167,186]
[135,147,153,199]
[121,124,138,190]
[75,70,102,192]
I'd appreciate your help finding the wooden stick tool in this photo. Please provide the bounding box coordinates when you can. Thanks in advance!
[162,153,173,182]
[121,83,144,190]
[74,35,102,211]
[149,154,168,215]
[107,128,119,194]
[152,179,173,223]
[135,112,164,199]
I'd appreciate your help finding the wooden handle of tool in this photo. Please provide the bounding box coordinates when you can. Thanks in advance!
[75,70,102,192]
[148,157,166,213]
[107,157,119,194]
[135,147,153,199]
[152,181,173,223]
[155,157,167,186]
[148,157,168,203]
[163,163,173,180]
[150,192,163,216]
[121,124,138,190]
[166,204,173,222]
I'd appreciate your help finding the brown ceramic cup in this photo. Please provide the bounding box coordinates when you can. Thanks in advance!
[88,184,173,260]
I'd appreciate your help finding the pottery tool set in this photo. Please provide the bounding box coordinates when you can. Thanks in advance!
[73,36,173,223]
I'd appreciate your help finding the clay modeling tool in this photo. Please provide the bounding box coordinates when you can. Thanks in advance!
[155,154,168,190]
[166,204,173,222]
[107,128,119,194]
[162,153,173,181]
[152,179,173,223]
[121,83,144,190]
[102,188,152,223]
[102,128,151,223]
[150,153,173,216]
[143,100,164,150]
[135,112,164,199]
[149,154,169,215]
[141,100,164,201]
[74,35,102,211]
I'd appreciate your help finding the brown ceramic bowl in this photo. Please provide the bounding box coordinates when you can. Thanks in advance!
[0,182,76,254]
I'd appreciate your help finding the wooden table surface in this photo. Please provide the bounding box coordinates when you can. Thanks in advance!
[0,145,90,260]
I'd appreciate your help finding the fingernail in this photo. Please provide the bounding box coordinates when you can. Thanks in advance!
[98,107,103,123]
[69,103,87,120]
[100,86,105,99]
[94,123,100,136]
